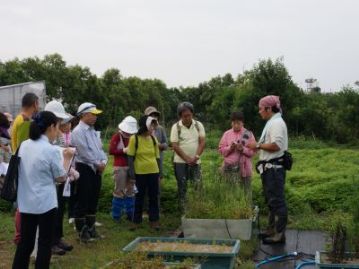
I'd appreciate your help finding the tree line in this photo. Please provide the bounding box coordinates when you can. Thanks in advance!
[1,53,359,143]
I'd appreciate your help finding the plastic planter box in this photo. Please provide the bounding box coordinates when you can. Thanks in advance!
[182,206,259,240]
[315,251,359,269]
[122,237,240,269]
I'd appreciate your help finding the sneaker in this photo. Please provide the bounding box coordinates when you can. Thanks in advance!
[57,239,73,251]
[68,218,74,224]
[52,245,66,256]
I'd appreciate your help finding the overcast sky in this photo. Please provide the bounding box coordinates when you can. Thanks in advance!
[1,0,358,91]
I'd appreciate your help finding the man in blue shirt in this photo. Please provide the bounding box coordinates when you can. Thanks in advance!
[71,102,107,242]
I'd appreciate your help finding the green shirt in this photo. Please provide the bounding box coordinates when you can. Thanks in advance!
[127,135,160,175]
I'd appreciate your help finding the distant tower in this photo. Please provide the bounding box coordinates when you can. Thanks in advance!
[305,78,320,93]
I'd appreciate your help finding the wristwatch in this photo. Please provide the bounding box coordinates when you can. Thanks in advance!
[256,143,261,149]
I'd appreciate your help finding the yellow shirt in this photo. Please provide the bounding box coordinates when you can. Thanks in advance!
[127,135,160,174]
[11,114,31,152]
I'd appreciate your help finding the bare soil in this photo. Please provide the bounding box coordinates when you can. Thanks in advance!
[135,241,233,253]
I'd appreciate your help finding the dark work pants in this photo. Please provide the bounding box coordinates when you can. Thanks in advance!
[261,167,288,233]
[74,163,102,218]
[68,181,77,219]
[174,163,201,209]
[53,184,66,245]
[13,208,57,269]
[133,173,159,223]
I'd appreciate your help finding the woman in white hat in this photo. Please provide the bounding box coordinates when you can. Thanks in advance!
[109,116,138,222]
[44,100,78,255]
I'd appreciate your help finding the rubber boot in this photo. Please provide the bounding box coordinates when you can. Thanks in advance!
[262,231,286,244]
[111,197,124,221]
[124,197,135,221]
[75,218,90,243]
[86,215,103,239]
[259,212,275,239]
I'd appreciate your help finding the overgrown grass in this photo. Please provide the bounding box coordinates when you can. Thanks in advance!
[1,135,359,267]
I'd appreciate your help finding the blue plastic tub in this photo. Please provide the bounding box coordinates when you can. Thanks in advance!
[123,237,240,269]
[315,251,359,269]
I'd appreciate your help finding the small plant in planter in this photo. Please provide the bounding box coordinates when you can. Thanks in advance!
[349,193,359,258]
[182,172,257,240]
[316,218,359,268]
[185,173,253,219]
[329,221,347,263]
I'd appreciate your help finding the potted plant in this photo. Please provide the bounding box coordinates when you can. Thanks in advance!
[316,220,359,268]
[181,174,258,240]
[122,237,240,269]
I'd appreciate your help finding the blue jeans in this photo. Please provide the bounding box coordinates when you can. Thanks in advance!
[261,167,288,233]
[112,197,134,221]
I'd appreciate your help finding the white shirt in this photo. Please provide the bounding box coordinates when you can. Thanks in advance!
[170,120,205,164]
[71,121,108,172]
[17,135,66,214]
[259,114,288,161]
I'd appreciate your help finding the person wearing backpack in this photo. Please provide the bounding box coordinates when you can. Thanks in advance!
[127,115,161,230]
[144,106,168,180]
[109,116,138,222]
[218,112,256,202]
[248,95,288,245]
[170,102,205,211]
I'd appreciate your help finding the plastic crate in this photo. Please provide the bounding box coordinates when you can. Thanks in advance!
[123,237,240,269]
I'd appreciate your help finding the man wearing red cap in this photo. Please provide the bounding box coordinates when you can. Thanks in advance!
[249,95,288,244]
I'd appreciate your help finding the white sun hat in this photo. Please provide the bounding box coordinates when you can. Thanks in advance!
[44,100,71,120]
[118,116,138,134]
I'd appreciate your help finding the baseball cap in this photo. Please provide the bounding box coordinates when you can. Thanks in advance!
[77,102,102,116]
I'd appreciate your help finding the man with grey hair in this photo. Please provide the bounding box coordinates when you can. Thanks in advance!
[170,102,205,211]
[71,102,107,242]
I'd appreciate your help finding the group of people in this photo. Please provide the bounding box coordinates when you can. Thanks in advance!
[108,96,289,245]
[0,92,289,269]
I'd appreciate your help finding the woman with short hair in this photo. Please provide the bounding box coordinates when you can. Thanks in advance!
[218,111,256,201]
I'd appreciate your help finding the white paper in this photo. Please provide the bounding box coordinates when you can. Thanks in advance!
[63,178,71,197]
[0,162,9,176]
